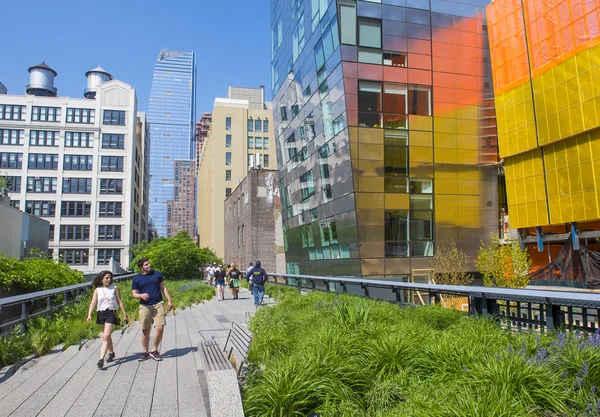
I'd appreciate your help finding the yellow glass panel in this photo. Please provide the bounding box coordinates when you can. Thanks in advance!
[409,115,433,131]
[457,169,480,180]
[582,100,598,131]
[458,195,479,210]
[433,148,457,164]
[557,167,570,195]
[578,135,592,162]
[541,69,555,91]
[410,146,433,163]
[577,49,592,72]
[556,83,569,112]
[536,201,549,226]
[458,210,480,227]
[564,58,578,80]
[553,63,566,85]
[532,76,544,95]
[434,178,457,194]
[544,150,556,171]
[566,78,580,108]
[457,179,480,195]
[359,176,384,193]
[358,127,384,144]
[559,194,572,221]
[348,127,358,143]
[568,165,582,194]
[457,120,478,135]
[358,159,383,176]
[557,109,572,139]
[570,106,584,135]
[358,144,384,160]
[544,88,558,115]
[571,193,585,221]
[435,195,457,210]
[457,134,478,150]
[591,130,600,158]
[548,197,561,224]
[410,131,432,147]
[535,93,547,119]
[434,117,457,134]
[584,191,599,220]
[434,132,456,148]
[457,149,478,165]
[436,208,458,225]
[455,106,479,120]
[384,193,409,209]
[579,71,594,102]
[350,143,358,161]
[356,209,384,226]
[355,192,384,209]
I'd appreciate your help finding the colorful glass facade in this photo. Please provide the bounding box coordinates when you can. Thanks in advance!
[272,0,499,278]
[488,0,600,229]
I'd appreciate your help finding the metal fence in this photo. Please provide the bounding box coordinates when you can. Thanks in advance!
[0,273,135,333]
[266,273,600,333]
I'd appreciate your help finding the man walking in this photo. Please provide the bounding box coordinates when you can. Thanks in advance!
[132,258,173,361]
[248,261,268,306]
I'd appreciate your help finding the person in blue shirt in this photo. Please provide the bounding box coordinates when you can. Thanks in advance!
[248,261,268,306]
[132,258,173,362]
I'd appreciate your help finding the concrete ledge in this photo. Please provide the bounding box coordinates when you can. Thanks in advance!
[206,369,244,417]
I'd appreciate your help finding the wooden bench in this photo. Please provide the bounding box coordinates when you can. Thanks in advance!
[200,339,232,371]
[223,323,253,376]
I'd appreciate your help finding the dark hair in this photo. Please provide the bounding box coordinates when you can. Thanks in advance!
[256,260,261,266]
[137,258,149,269]
[249,262,253,266]
[92,270,113,288]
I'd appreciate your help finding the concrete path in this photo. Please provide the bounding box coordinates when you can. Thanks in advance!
[0,286,268,417]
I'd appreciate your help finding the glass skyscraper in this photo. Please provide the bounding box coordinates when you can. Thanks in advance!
[272,0,499,280]
[147,49,196,237]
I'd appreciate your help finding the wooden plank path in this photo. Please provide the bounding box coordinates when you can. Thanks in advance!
[0,286,267,417]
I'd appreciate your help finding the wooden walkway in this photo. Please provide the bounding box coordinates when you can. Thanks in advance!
[0,287,267,417]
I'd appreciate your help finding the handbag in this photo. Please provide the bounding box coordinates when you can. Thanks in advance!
[113,311,121,326]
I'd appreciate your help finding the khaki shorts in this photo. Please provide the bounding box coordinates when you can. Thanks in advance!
[139,302,166,330]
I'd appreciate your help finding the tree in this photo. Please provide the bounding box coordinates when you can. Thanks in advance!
[475,233,532,288]
[430,240,474,286]
[129,232,221,280]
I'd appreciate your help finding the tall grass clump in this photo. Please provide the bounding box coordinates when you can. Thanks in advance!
[243,291,600,416]
[0,279,214,368]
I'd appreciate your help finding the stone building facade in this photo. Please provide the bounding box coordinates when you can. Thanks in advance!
[223,168,285,274]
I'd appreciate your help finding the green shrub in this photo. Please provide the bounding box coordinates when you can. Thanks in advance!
[0,251,84,291]
[243,291,600,416]
[129,232,221,280]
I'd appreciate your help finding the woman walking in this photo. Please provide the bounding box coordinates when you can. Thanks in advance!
[87,271,128,369]
[214,265,227,301]
[227,263,241,300]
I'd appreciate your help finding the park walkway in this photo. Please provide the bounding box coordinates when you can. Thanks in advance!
[0,286,269,417]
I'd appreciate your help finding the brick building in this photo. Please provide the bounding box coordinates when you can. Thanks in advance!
[223,168,285,274]
[195,113,211,175]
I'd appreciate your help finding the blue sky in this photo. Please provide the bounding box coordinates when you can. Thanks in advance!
[0,0,273,115]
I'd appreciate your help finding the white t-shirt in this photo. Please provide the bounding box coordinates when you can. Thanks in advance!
[97,285,117,311]
[246,266,254,279]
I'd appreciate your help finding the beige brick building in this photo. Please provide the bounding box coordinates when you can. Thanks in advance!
[197,87,276,258]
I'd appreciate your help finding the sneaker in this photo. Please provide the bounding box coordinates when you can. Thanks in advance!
[97,359,104,369]
[149,350,163,361]
[138,352,150,362]
[106,352,116,363]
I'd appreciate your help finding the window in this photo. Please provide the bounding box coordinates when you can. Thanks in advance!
[280,106,288,121]
[65,132,93,148]
[29,131,58,146]
[28,154,59,170]
[263,137,269,150]
[62,178,92,194]
[247,119,253,132]
[25,201,56,217]
[300,171,315,201]
[384,131,409,193]
[0,129,25,145]
[248,136,254,149]
[0,105,26,121]
[59,249,89,265]
[32,106,61,122]
[255,136,263,149]
[225,188,232,197]
[103,110,125,125]
[66,108,95,124]
[9,200,20,209]
[102,134,125,149]
[99,179,123,194]
[408,85,431,116]
[27,177,57,193]
[6,176,21,192]
[226,152,232,165]
[255,120,262,133]
[264,155,270,168]
[359,19,381,49]
[319,218,338,246]
[60,225,89,240]
[358,81,382,128]
[99,202,122,217]
[225,117,232,131]
[384,83,408,114]
[263,119,269,132]
[61,201,91,217]
[49,225,54,241]
[339,2,357,45]
[385,210,409,257]
[101,156,124,171]
[225,134,232,148]
[0,152,23,168]
[226,170,232,181]
[63,155,93,171]
[98,225,121,240]
[384,52,407,67]
[97,249,121,265]
[358,49,382,64]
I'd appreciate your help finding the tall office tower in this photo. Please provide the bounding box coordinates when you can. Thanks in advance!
[197,87,276,258]
[487,0,600,275]
[195,112,212,174]
[147,48,196,238]
[271,1,499,280]
[0,63,148,271]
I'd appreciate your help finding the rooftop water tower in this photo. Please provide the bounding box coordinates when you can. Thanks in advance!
[25,62,58,97]
[84,66,112,99]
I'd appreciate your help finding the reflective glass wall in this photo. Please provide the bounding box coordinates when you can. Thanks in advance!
[272,0,498,278]
[147,49,196,237]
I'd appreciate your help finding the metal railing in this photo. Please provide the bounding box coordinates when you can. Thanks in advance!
[265,273,600,333]
[0,273,135,333]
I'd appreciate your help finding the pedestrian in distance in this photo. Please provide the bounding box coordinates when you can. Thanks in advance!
[227,263,241,300]
[246,262,254,291]
[214,265,227,301]
[86,270,128,369]
[132,258,173,361]
[248,261,268,306]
